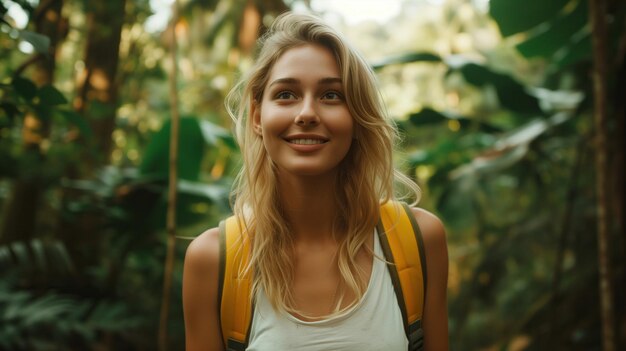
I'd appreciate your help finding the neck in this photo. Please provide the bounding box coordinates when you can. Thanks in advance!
[278,171,340,243]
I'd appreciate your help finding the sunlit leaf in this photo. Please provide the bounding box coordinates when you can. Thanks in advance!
[178,179,229,202]
[530,88,584,110]
[372,52,442,70]
[18,30,50,53]
[408,149,434,165]
[449,112,571,179]
[494,112,570,149]
[198,118,232,146]
[449,144,529,180]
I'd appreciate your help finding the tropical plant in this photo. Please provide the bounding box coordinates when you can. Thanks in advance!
[371,0,624,348]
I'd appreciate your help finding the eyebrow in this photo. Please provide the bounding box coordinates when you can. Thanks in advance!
[268,77,343,88]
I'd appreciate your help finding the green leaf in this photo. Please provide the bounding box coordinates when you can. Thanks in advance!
[408,107,502,133]
[38,85,68,106]
[457,64,543,114]
[219,133,237,150]
[449,144,529,180]
[140,117,206,181]
[178,179,229,202]
[409,107,450,126]
[516,0,588,58]
[408,149,434,165]
[18,30,50,53]
[449,112,571,179]
[12,76,37,101]
[553,29,592,68]
[530,87,584,110]
[198,119,231,146]
[371,52,442,70]
[489,0,570,37]
[494,112,570,149]
[146,179,232,229]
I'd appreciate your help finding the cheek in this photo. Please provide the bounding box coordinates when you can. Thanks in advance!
[332,111,354,137]
[259,104,289,129]
[258,106,286,149]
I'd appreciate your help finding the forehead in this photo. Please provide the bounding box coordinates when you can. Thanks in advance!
[267,44,340,82]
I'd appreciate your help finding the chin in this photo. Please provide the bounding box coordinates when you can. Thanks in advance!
[279,163,341,178]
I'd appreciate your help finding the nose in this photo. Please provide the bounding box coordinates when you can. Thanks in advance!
[294,97,319,126]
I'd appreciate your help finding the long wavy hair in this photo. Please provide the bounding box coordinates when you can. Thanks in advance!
[226,12,420,317]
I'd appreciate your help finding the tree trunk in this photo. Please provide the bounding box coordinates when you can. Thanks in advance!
[612,14,626,350]
[158,2,180,350]
[74,0,126,163]
[588,0,616,350]
[56,0,126,268]
[0,0,65,244]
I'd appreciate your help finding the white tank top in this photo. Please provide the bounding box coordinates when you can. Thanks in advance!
[246,230,408,351]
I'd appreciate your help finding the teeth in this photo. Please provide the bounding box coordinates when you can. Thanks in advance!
[289,139,326,145]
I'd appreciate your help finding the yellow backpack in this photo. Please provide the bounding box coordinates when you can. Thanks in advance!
[217,201,427,351]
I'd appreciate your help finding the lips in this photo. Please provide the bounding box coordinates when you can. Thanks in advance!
[283,134,329,144]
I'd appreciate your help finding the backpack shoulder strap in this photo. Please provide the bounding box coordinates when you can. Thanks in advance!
[377,201,428,351]
[218,216,254,351]
[218,203,427,351]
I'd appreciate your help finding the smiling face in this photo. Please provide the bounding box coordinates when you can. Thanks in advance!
[252,44,354,178]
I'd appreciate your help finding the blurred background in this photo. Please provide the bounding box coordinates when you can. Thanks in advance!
[0,0,624,350]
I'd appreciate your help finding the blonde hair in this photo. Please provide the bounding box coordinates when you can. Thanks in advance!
[226,12,420,317]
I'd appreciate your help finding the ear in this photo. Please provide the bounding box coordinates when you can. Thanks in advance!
[251,99,262,136]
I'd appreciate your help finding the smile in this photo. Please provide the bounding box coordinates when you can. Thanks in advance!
[288,139,328,145]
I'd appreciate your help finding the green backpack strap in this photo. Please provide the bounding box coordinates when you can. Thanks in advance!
[218,216,254,351]
[377,201,428,351]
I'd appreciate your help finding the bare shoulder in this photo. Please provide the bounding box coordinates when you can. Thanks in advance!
[184,227,221,271]
[409,207,447,248]
[183,227,224,351]
[409,208,449,350]
[409,207,448,275]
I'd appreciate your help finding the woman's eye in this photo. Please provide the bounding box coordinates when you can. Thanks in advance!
[276,91,296,100]
[322,91,343,100]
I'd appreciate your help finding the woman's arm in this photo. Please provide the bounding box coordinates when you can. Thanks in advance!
[412,208,449,351]
[182,227,224,351]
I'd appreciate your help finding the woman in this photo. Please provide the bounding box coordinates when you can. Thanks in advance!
[183,12,448,351]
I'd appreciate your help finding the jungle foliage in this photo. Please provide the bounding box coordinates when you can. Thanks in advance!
[0,0,623,350]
